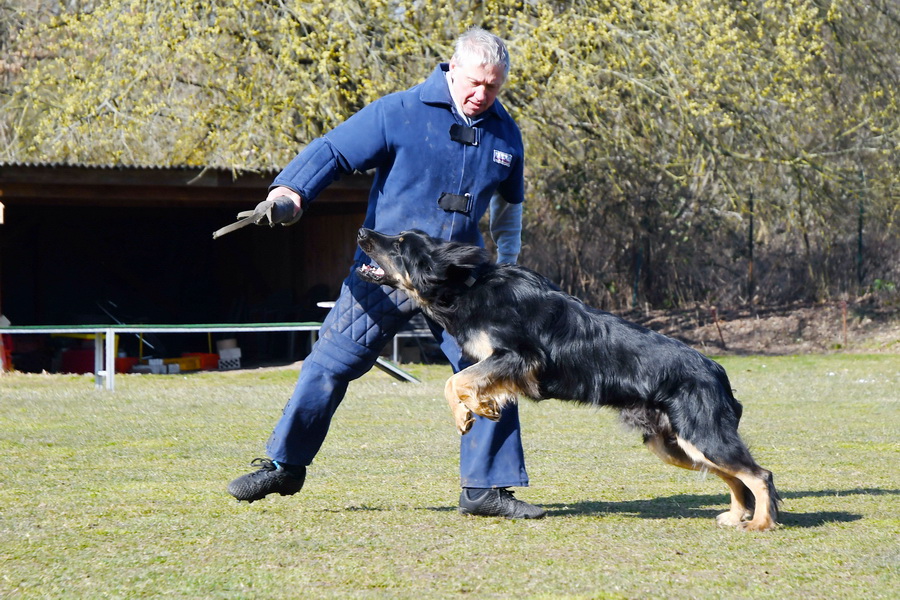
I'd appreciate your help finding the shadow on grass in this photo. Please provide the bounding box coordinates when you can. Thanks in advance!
[779,487,899,499]
[542,487,898,527]
[544,494,727,520]
[423,488,898,527]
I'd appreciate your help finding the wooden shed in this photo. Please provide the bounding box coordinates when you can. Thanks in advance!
[0,162,371,370]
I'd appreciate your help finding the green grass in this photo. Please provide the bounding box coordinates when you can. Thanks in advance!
[1,355,898,599]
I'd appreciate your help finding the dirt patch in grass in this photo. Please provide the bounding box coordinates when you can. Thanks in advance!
[625,297,900,356]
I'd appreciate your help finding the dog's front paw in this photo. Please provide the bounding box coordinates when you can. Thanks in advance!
[452,402,475,435]
[472,398,502,421]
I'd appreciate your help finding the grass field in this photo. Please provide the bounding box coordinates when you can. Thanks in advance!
[1,354,897,599]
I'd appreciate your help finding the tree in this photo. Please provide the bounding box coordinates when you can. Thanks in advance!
[1,0,522,168]
[2,0,898,308]
[508,0,899,307]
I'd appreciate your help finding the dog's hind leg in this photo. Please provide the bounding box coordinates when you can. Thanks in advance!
[714,477,756,528]
[644,432,702,472]
[672,436,779,532]
[645,433,758,529]
[729,467,779,532]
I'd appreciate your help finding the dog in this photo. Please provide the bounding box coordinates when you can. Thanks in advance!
[356,228,780,531]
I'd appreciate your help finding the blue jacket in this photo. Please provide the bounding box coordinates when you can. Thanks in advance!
[273,63,525,262]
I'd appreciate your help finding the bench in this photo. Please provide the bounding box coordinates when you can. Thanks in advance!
[0,322,419,389]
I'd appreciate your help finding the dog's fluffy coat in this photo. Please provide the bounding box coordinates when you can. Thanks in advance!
[357,228,780,531]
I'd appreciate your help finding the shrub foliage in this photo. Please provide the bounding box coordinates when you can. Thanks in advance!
[1,0,898,308]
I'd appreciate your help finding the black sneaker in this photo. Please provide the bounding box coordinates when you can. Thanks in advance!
[458,488,547,519]
[227,458,306,503]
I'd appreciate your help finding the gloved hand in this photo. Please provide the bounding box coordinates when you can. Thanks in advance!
[211,189,304,239]
[238,195,303,227]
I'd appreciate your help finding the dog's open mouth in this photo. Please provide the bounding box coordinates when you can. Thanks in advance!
[358,263,385,282]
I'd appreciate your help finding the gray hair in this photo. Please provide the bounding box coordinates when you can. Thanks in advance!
[451,27,510,79]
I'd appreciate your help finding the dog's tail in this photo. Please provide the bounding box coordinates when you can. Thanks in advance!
[710,360,743,423]
[764,469,782,521]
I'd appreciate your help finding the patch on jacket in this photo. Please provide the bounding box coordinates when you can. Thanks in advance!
[493,150,512,167]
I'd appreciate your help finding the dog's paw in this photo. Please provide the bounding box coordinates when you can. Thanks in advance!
[473,398,502,421]
[718,511,777,532]
[453,403,475,435]
[737,518,778,532]
[715,510,746,529]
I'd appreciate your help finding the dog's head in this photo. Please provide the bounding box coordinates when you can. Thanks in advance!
[356,228,490,305]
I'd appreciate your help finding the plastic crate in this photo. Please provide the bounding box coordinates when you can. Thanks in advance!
[115,356,139,373]
[182,352,219,370]
[163,355,203,372]
[218,357,241,370]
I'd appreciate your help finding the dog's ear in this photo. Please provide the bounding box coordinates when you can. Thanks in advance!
[447,243,491,268]
[405,252,437,291]
[399,235,490,296]
[432,243,490,284]
[445,263,476,283]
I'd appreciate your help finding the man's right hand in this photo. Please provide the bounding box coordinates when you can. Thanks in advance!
[242,187,304,227]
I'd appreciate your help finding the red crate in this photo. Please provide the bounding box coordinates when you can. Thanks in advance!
[182,352,220,370]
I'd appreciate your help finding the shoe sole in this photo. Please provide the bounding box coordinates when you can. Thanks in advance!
[457,507,546,519]
[233,488,301,503]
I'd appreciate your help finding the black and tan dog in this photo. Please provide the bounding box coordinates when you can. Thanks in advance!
[357,228,780,531]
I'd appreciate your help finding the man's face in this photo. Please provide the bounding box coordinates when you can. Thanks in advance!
[448,60,506,118]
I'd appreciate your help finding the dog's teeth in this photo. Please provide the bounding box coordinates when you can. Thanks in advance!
[361,264,385,278]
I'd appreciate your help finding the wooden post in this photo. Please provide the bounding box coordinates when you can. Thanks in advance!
[632,236,643,309]
[841,300,848,348]
[857,182,864,290]
[711,306,726,349]
[748,192,755,304]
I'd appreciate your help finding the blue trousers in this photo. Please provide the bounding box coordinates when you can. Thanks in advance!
[266,270,529,488]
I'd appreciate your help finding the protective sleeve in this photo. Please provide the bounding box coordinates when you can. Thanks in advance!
[494,123,526,206]
[271,137,354,204]
[489,194,523,264]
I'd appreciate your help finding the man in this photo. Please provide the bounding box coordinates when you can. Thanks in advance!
[227,28,545,519]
